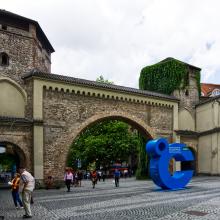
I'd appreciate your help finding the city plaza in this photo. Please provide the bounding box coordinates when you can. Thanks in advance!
[1,177,220,220]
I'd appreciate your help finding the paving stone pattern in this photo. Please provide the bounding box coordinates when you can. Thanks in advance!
[1,177,220,219]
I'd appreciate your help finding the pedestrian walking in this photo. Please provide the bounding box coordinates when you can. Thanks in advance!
[9,173,23,209]
[90,170,97,188]
[114,169,120,187]
[77,170,83,187]
[97,171,102,181]
[102,171,106,182]
[124,169,128,178]
[64,168,73,192]
[18,167,35,219]
[74,171,79,187]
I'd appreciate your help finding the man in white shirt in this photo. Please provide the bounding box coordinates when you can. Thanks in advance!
[19,167,35,219]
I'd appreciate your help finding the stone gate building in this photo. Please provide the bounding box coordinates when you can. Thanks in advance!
[1,10,220,184]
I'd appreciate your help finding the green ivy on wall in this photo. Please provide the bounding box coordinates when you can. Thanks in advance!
[195,69,201,97]
[139,58,201,96]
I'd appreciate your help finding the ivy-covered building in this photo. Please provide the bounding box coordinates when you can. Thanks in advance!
[140,58,220,175]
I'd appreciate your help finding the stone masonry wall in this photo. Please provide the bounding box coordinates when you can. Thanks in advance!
[0,29,34,85]
[0,27,51,85]
[43,89,173,180]
[0,24,51,172]
[172,68,200,114]
[0,28,50,119]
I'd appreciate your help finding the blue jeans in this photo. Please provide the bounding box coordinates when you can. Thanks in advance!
[12,191,23,207]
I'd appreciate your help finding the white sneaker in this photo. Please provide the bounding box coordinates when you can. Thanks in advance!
[20,206,24,209]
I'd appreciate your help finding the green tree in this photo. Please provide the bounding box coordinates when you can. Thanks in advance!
[96,75,114,84]
[135,135,149,179]
[0,154,16,171]
[67,120,140,170]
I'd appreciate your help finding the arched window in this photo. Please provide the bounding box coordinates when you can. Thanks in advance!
[0,52,9,66]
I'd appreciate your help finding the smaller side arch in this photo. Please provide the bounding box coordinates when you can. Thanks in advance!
[0,141,27,168]
[0,77,27,117]
[0,77,27,102]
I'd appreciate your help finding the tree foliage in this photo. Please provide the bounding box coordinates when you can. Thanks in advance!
[67,120,141,170]
[0,154,16,171]
[96,75,114,84]
[136,135,149,179]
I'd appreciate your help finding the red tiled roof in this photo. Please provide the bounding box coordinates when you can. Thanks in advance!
[201,83,220,96]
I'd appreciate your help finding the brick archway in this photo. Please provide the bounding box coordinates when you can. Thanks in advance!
[0,141,27,170]
[47,111,156,179]
[0,138,30,170]
[71,111,156,140]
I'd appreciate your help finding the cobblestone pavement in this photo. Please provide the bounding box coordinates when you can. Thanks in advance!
[1,177,220,219]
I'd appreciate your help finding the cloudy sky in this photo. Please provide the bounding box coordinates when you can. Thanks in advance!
[2,0,220,88]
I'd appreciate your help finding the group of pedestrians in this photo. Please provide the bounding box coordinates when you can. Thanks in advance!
[9,167,35,219]
[64,168,122,190]
[64,168,83,192]
[8,167,122,218]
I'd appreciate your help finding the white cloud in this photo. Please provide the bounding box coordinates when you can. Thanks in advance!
[2,0,220,87]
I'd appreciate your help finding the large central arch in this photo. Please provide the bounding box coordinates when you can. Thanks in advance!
[46,111,156,179]
[72,111,156,140]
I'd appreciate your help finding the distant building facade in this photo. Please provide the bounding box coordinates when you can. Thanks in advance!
[201,83,220,97]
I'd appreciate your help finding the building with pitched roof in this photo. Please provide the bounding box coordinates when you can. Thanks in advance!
[201,83,220,97]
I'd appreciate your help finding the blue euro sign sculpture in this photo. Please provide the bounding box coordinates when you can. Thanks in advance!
[146,138,194,190]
